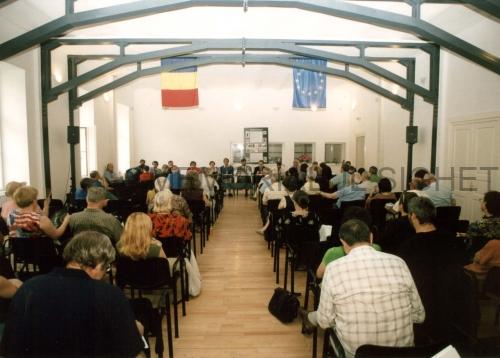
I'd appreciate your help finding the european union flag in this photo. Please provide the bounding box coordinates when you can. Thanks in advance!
[292,59,327,109]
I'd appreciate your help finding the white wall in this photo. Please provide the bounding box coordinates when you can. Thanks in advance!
[123,65,382,171]
[0,62,30,185]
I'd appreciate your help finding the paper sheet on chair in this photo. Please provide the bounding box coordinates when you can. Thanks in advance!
[319,225,332,242]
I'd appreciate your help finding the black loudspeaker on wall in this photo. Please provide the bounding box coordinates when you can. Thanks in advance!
[67,126,80,144]
[406,126,418,144]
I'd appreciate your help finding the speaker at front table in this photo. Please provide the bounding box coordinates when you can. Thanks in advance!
[67,126,80,144]
[406,126,418,144]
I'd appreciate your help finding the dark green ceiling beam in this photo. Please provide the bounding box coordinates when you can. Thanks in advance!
[0,0,498,75]
[74,54,411,109]
[47,38,432,102]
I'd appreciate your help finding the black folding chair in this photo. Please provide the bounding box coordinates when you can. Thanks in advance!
[369,198,396,232]
[6,236,62,281]
[158,236,190,317]
[187,200,207,256]
[115,256,179,358]
[435,206,461,235]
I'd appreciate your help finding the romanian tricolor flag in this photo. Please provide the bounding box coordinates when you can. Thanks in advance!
[161,58,199,108]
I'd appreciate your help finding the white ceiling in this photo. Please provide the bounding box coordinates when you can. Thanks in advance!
[1,1,497,96]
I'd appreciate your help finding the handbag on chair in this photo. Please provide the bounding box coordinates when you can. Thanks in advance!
[268,287,299,323]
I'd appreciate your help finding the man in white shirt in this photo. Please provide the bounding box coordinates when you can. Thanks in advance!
[422,174,455,207]
[300,219,425,357]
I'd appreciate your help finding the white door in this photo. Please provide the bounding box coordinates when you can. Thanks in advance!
[447,115,500,221]
[355,136,365,169]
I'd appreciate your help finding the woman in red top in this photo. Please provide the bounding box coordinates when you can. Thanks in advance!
[149,191,192,240]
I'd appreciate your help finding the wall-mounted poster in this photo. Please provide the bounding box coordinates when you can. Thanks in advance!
[244,127,269,164]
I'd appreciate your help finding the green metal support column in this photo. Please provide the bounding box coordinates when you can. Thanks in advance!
[40,42,56,195]
[429,47,440,173]
[403,60,416,188]
[67,57,78,194]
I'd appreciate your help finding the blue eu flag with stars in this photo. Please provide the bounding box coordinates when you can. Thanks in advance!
[292,59,327,109]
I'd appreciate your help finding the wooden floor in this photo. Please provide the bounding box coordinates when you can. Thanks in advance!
[172,195,312,357]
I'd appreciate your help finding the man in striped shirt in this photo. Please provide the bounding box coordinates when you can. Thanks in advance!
[300,219,425,357]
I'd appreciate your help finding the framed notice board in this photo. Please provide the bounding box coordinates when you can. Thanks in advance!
[244,127,269,164]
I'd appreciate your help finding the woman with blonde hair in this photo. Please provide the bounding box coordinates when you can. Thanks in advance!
[117,212,166,260]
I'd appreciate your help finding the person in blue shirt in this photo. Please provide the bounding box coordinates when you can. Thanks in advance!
[321,172,366,208]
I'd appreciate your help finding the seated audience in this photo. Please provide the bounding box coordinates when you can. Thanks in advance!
[200,167,219,199]
[181,172,209,207]
[365,177,397,208]
[256,167,273,195]
[74,177,94,200]
[69,187,123,243]
[379,191,417,254]
[397,196,464,344]
[139,166,154,183]
[466,190,500,255]
[422,173,454,207]
[8,186,70,240]
[208,161,218,179]
[300,219,424,356]
[149,191,192,241]
[170,190,193,223]
[298,163,308,187]
[187,161,201,174]
[318,162,333,192]
[357,170,377,193]
[117,212,166,260]
[253,160,268,187]
[0,231,144,357]
[166,165,183,194]
[278,175,299,211]
[329,163,350,190]
[321,173,366,208]
[149,192,201,296]
[146,177,169,212]
[149,160,162,177]
[465,239,500,281]
[219,158,235,196]
[368,165,380,183]
[280,191,320,265]
[1,181,26,221]
[316,206,381,278]
[301,168,320,195]
[0,276,21,299]
[236,158,252,197]
[103,162,123,185]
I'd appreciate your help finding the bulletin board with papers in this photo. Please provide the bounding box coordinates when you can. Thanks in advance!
[244,127,269,164]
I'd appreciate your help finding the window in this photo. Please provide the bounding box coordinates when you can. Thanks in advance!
[294,143,314,163]
[325,143,345,164]
[116,103,130,175]
[78,98,96,178]
[268,143,283,164]
[79,127,88,177]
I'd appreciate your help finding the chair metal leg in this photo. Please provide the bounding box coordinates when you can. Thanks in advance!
[173,284,179,338]
[291,254,295,294]
[312,327,318,358]
[164,292,174,358]
[275,239,280,284]
[284,246,289,290]
[191,223,197,257]
[304,273,310,309]
[179,259,186,317]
